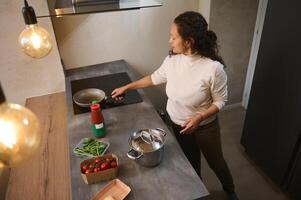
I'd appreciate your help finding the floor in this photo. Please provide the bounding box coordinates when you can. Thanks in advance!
[201,106,291,200]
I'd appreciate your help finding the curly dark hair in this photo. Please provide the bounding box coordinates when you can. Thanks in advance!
[173,11,225,66]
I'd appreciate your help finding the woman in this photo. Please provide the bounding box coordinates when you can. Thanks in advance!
[112,11,238,200]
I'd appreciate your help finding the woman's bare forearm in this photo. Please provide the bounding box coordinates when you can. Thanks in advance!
[111,75,155,98]
[195,104,219,122]
[124,75,154,91]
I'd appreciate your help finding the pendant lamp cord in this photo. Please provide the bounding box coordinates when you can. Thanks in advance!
[0,83,6,104]
[22,0,37,25]
[24,0,29,7]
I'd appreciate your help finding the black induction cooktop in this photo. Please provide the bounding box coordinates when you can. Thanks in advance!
[71,72,143,115]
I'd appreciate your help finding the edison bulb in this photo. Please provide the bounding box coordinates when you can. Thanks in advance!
[19,24,52,59]
[0,102,40,167]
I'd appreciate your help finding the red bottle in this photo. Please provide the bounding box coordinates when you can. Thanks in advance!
[90,103,106,137]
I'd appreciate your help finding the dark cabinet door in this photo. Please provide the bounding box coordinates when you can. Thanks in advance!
[287,147,301,199]
[241,0,301,186]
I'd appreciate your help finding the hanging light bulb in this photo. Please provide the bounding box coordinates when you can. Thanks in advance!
[18,0,52,58]
[0,84,41,168]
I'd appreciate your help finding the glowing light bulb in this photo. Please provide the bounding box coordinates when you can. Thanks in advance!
[0,119,17,149]
[19,0,52,58]
[19,24,52,58]
[0,102,41,167]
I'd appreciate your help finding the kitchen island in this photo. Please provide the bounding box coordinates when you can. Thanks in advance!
[65,60,209,200]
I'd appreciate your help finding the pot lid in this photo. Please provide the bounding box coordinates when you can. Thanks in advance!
[130,129,165,153]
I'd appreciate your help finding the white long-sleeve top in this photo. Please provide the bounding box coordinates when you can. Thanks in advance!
[151,54,228,126]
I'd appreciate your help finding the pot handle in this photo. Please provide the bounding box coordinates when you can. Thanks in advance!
[127,148,143,160]
[156,128,167,137]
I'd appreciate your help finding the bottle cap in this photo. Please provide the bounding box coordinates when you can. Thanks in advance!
[90,103,100,110]
[91,99,98,104]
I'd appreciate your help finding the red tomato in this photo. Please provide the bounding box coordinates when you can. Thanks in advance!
[85,169,91,174]
[95,157,100,163]
[89,163,94,169]
[110,160,117,168]
[94,168,100,173]
[100,162,109,171]
[82,165,88,172]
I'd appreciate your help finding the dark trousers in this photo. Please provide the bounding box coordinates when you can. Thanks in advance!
[171,118,235,193]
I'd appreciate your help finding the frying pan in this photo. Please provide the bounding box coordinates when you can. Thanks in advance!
[73,88,124,107]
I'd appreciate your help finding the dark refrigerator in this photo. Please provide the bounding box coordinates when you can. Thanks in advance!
[241,0,301,199]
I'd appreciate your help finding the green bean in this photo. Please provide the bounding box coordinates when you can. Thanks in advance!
[74,139,107,157]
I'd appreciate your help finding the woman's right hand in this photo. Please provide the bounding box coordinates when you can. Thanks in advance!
[111,86,127,100]
[111,75,153,100]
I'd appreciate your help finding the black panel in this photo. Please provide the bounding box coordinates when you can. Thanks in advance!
[71,72,143,115]
[287,145,301,199]
[241,0,301,186]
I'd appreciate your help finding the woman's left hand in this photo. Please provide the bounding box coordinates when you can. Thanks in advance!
[180,114,204,134]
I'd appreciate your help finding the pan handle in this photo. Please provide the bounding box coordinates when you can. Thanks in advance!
[106,93,125,105]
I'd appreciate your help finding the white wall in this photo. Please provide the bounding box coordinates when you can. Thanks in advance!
[0,0,65,105]
[52,0,202,109]
[53,0,200,71]
[199,0,211,24]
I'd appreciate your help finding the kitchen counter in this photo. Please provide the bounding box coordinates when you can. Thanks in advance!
[65,60,209,200]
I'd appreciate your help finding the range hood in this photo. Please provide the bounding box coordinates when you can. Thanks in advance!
[38,0,162,17]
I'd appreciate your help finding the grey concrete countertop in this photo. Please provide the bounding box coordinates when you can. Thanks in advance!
[65,60,209,200]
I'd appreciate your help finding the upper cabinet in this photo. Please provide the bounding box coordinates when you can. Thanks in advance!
[38,0,162,17]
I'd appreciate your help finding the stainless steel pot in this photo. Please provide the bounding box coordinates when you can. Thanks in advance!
[127,128,167,167]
